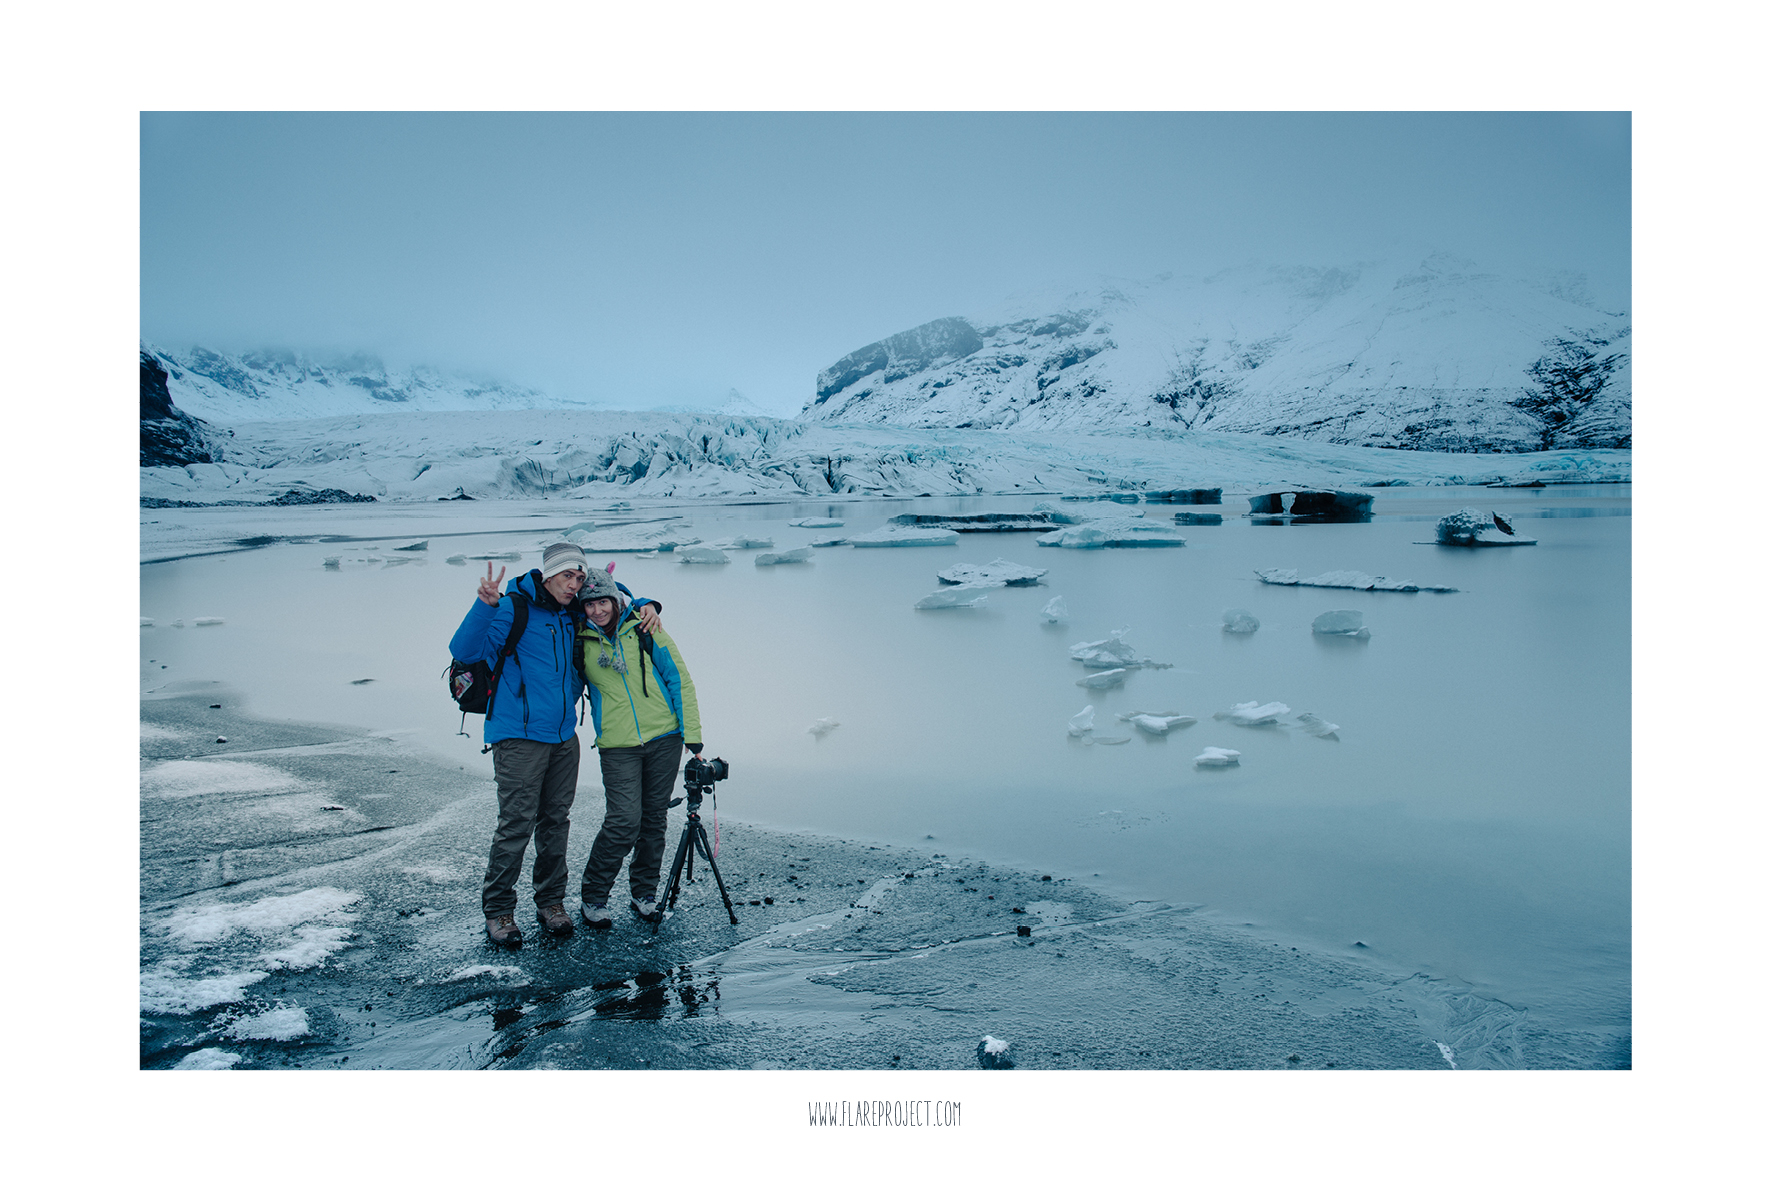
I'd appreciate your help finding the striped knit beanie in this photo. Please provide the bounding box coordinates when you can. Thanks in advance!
[541,541,588,580]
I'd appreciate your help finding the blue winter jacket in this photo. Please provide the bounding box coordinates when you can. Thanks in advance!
[449,570,654,746]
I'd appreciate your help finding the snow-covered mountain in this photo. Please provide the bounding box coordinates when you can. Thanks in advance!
[801,257,1630,452]
[140,343,598,422]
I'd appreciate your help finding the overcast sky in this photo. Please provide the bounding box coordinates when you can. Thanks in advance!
[141,111,1629,414]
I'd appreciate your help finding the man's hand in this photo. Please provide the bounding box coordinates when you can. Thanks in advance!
[636,603,661,634]
[477,563,506,606]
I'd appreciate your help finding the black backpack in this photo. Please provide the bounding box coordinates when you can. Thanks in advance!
[446,594,530,726]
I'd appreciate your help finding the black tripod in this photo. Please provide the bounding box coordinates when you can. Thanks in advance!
[660,781,739,925]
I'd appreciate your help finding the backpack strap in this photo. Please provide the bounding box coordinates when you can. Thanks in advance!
[636,627,653,697]
[486,593,529,716]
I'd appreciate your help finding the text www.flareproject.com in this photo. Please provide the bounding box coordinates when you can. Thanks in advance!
[808,1100,961,1127]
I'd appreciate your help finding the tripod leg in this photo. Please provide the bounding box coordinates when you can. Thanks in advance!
[661,824,694,913]
[693,822,740,925]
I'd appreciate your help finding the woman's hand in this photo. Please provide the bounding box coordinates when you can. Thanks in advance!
[636,603,661,634]
[477,563,506,606]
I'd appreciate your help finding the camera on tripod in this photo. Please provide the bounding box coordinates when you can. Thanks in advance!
[684,755,729,787]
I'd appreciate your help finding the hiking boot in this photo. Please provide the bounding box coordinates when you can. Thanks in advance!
[485,913,523,948]
[536,902,574,937]
[630,895,661,924]
[580,901,613,930]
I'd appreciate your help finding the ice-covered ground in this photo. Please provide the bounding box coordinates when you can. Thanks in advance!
[140,483,1630,1069]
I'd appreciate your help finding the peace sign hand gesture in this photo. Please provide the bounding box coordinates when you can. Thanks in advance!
[477,563,507,606]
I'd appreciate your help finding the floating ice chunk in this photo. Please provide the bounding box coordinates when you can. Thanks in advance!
[848,524,959,547]
[890,512,1056,533]
[978,1035,1015,1069]
[1070,628,1172,670]
[1295,712,1341,738]
[193,617,224,626]
[566,522,701,552]
[715,535,774,549]
[808,718,841,737]
[1256,568,1457,593]
[1076,668,1128,690]
[470,551,523,561]
[1041,595,1069,624]
[1435,508,1538,547]
[807,537,850,548]
[1087,736,1131,745]
[1116,711,1197,734]
[141,618,154,627]
[1213,701,1291,725]
[174,1048,243,1070]
[1035,520,1186,548]
[445,553,468,565]
[1067,705,1095,736]
[172,619,185,628]
[755,547,812,566]
[1193,747,1241,767]
[936,558,1048,587]
[676,546,731,565]
[790,517,845,528]
[914,586,990,610]
[392,539,429,551]
[1222,608,1260,633]
[1312,610,1370,638]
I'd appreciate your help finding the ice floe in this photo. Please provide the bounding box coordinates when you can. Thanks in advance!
[755,547,812,566]
[807,537,850,548]
[1035,519,1186,548]
[1076,669,1128,690]
[1041,595,1070,624]
[193,617,225,626]
[936,558,1047,587]
[1116,711,1197,734]
[676,545,731,564]
[790,518,845,528]
[1257,568,1457,593]
[807,718,841,737]
[888,512,1058,533]
[1067,705,1095,736]
[1194,747,1241,767]
[1069,628,1173,670]
[564,520,702,552]
[1435,508,1538,546]
[1248,489,1374,520]
[141,617,154,627]
[1144,488,1222,504]
[914,586,990,610]
[1213,701,1290,725]
[1295,712,1341,738]
[1312,610,1370,638]
[392,539,428,551]
[445,552,468,565]
[714,535,774,549]
[1222,608,1260,634]
[848,524,960,547]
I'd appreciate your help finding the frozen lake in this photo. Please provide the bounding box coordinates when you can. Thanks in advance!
[140,485,1629,1066]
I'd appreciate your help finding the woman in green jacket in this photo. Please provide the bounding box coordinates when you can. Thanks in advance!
[574,566,704,928]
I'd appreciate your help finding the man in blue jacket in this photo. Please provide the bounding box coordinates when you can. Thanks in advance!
[450,541,657,947]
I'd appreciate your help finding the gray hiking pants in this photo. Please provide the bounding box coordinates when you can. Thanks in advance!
[580,732,683,905]
[482,735,579,917]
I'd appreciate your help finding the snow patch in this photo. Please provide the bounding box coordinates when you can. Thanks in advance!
[168,887,360,944]
[141,967,270,1014]
[174,1048,243,1070]
[142,759,299,799]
